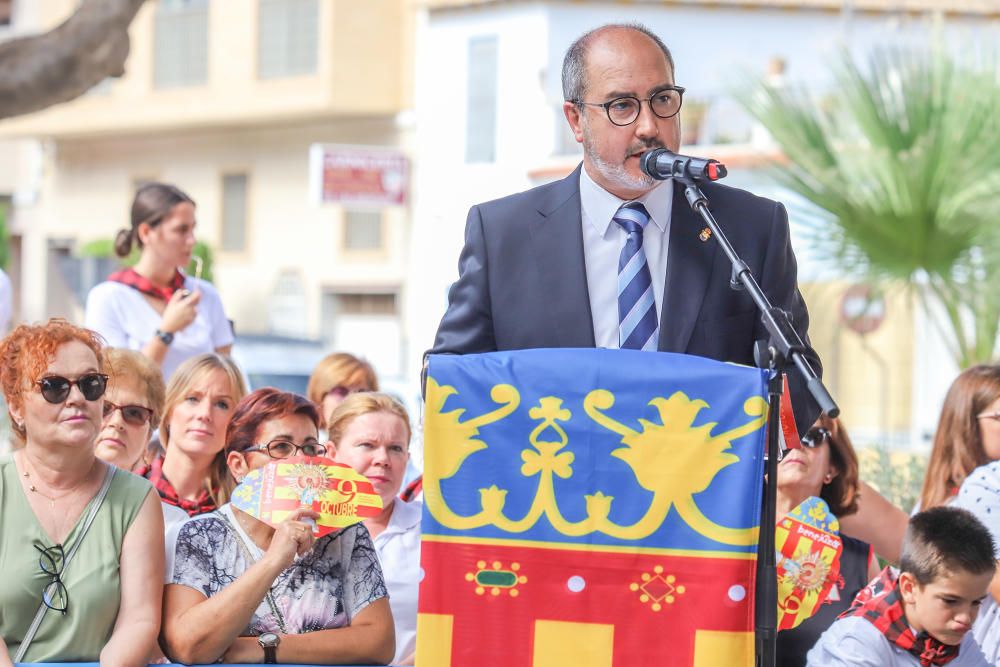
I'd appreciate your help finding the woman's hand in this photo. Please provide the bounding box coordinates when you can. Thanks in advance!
[262,508,320,570]
[159,288,201,336]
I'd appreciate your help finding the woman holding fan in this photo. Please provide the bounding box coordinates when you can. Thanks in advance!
[162,387,392,665]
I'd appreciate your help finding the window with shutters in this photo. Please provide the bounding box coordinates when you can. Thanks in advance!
[258,0,319,79]
[465,35,499,163]
[154,0,209,89]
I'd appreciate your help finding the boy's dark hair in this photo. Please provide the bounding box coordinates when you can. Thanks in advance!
[901,506,996,585]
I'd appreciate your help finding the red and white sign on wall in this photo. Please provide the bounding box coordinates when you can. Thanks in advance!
[309,144,409,206]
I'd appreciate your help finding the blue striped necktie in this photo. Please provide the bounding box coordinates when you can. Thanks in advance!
[613,202,659,351]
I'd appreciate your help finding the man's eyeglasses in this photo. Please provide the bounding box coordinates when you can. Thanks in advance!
[102,401,154,427]
[248,438,327,459]
[573,86,686,127]
[801,427,831,449]
[35,543,69,614]
[35,374,108,404]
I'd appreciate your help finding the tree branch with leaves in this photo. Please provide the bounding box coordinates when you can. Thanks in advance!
[740,47,1000,367]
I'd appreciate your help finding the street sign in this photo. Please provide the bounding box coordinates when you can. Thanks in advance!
[309,144,408,206]
[840,284,886,335]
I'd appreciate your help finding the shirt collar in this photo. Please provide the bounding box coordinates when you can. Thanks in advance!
[579,163,673,238]
[381,497,422,538]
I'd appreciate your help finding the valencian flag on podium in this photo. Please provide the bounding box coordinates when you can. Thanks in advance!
[417,348,770,667]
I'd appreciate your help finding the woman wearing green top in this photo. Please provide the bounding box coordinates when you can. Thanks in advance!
[0,320,164,666]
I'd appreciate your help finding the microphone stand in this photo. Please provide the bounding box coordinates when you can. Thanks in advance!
[670,175,839,667]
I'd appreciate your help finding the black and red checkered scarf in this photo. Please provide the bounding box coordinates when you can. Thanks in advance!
[136,454,218,517]
[107,267,186,302]
[840,566,960,666]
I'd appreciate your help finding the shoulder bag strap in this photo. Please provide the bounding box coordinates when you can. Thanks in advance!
[14,466,116,663]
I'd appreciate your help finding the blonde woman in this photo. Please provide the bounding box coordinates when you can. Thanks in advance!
[330,392,419,665]
[136,353,247,516]
[306,352,378,430]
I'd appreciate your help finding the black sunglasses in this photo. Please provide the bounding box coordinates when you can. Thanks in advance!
[801,427,831,449]
[35,373,108,404]
[35,543,69,614]
[102,401,154,427]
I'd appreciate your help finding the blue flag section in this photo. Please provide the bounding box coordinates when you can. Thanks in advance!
[418,348,771,667]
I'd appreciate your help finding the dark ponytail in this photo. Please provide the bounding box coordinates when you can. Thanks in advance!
[119,182,195,257]
[114,228,134,257]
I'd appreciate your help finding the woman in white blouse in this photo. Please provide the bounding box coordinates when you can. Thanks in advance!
[330,392,421,665]
[85,182,233,381]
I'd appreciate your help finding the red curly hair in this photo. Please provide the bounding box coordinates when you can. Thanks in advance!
[0,319,105,442]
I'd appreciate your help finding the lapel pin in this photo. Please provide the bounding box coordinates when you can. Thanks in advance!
[699,227,712,242]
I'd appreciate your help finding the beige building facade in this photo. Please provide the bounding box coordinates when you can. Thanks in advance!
[0,0,415,377]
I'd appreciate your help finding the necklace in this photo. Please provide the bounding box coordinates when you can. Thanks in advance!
[21,456,96,508]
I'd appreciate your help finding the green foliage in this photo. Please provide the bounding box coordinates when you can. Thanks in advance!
[77,238,214,283]
[0,203,10,270]
[740,47,1000,367]
[858,445,927,515]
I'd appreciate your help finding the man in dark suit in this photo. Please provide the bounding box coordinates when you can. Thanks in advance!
[431,23,821,432]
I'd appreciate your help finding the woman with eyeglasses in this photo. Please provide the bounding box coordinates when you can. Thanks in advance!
[96,348,165,471]
[0,321,163,665]
[307,352,378,433]
[329,392,420,665]
[775,416,879,667]
[85,182,234,382]
[918,365,1000,511]
[95,348,189,537]
[162,387,393,665]
[136,352,247,518]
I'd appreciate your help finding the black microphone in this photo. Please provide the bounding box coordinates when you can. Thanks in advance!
[640,148,728,182]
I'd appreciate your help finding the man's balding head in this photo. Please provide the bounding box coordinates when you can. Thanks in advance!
[562,23,675,104]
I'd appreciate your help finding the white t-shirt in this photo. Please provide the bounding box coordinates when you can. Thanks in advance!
[373,498,422,665]
[162,502,190,583]
[807,615,989,666]
[954,461,1000,663]
[85,276,233,381]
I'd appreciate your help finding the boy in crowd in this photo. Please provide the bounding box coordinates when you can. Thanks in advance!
[808,506,994,666]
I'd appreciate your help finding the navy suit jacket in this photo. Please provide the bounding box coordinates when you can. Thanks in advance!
[431,165,822,433]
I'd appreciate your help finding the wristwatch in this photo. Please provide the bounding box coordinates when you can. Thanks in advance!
[258,632,280,664]
[154,328,174,346]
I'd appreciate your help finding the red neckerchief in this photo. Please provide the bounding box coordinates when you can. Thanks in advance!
[107,267,186,302]
[136,454,217,517]
[841,567,960,666]
[400,475,422,502]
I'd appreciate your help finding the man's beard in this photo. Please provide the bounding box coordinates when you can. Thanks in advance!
[582,124,661,194]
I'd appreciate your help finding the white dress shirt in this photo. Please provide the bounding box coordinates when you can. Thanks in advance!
[579,166,673,349]
[373,498,422,665]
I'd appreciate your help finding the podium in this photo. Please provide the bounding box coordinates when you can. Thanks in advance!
[416,348,770,667]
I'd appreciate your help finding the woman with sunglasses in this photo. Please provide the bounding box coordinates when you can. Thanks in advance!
[775,416,879,667]
[329,392,420,665]
[0,320,163,665]
[307,352,378,434]
[96,348,165,471]
[136,352,247,518]
[85,182,234,382]
[162,387,393,665]
[95,348,189,536]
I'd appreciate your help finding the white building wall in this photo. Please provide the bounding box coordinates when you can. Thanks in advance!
[408,1,996,444]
